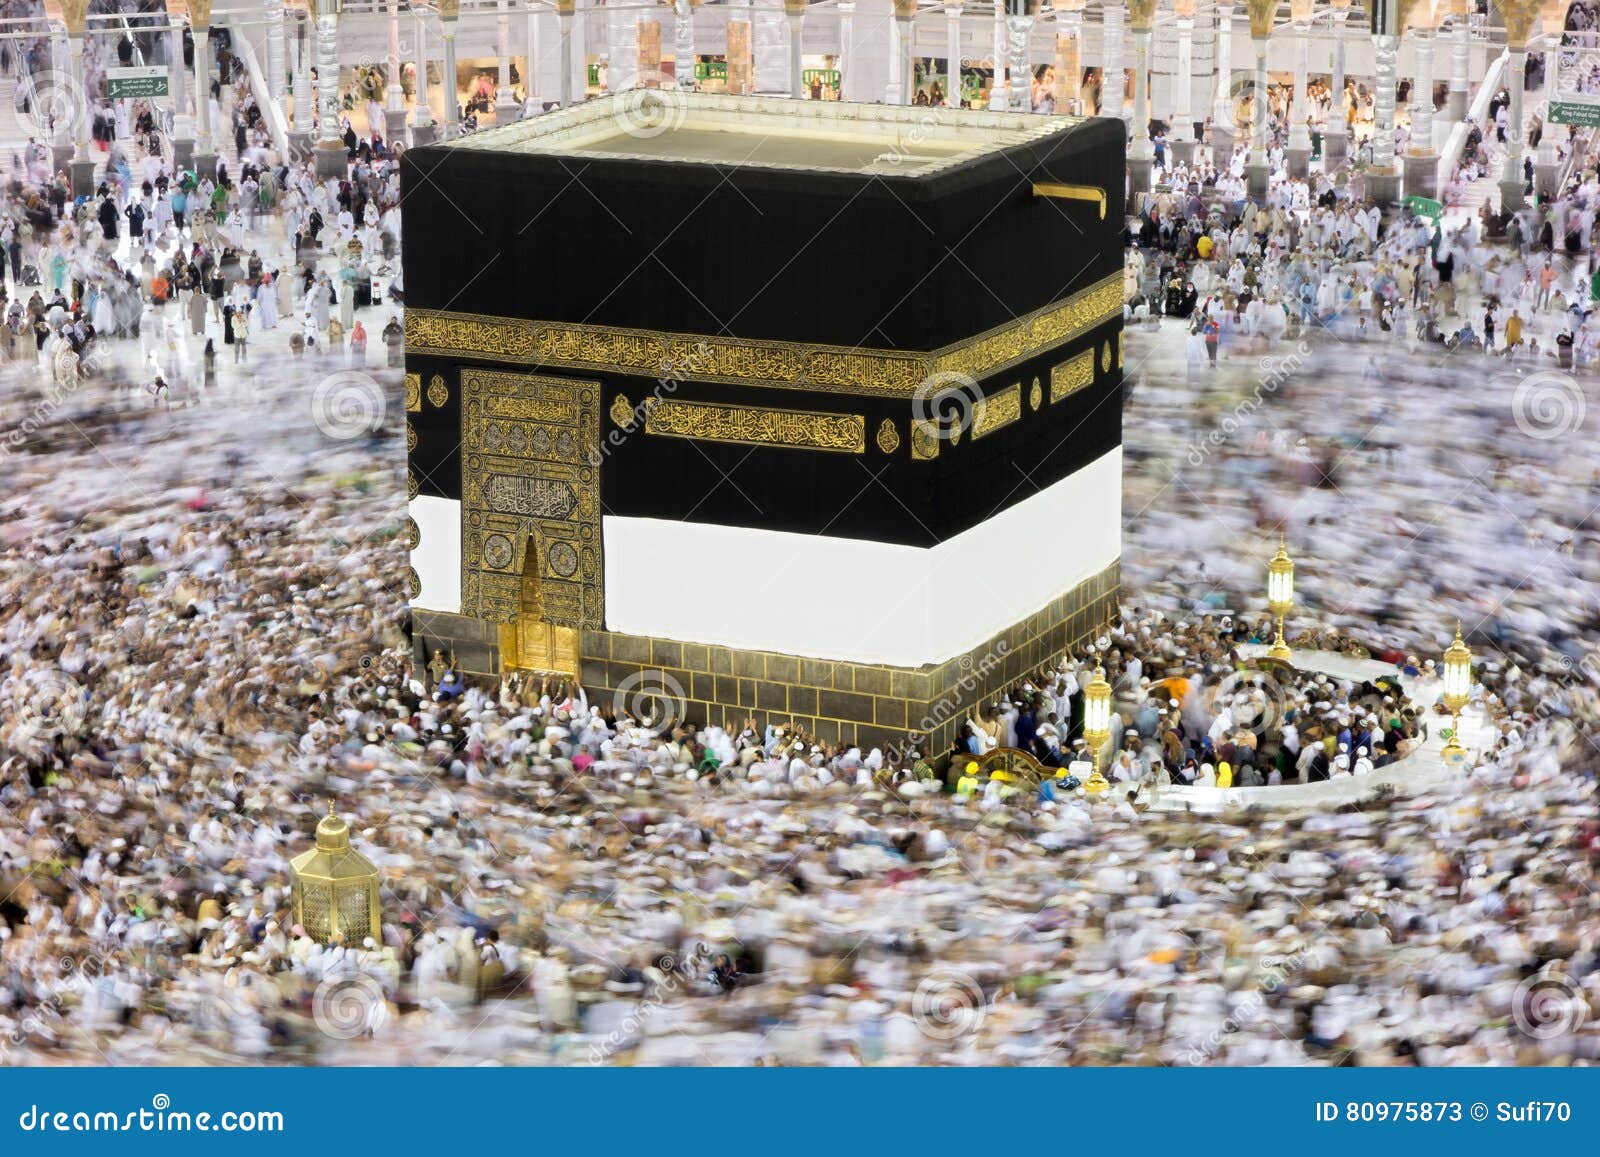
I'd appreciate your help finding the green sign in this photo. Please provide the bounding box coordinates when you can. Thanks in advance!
[586,63,601,87]
[1551,100,1600,126]
[107,66,169,100]
[1404,195,1444,221]
[694,60,728,82]
[801,68,840,88]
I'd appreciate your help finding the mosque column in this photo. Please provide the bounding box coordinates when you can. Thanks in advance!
[1050,0,1082,115]
[527,4,546,104]
[1211,1,1235,159]
[495,0,520,119]
[1498,0,1539,211]
[1535,8,1561,199]
[386,0,409,138]
[313,0,347,175]
[837,0,853,95]
[887,0,914,106]
[61,1,93,196]
[1285,0,1311,178]
[169,19,194,172]
[291,12,315,154]
[412,5,437,143]
[1322,0,1348,169]
[1244,0,1273,202]
[1007,0,1033,112]
[1100,2,1124,117]
[268,0,288,108]
[558,0,576,107]
[1446,0,1469,124]
[192,0,218,180]
[441,0,461,136]
[1171,0,1197,167]
[1403,27,1438,198]
[674,0,696,91]
[785,0,804,98]
[45,32,67,176]
[946,4,962,107]
[1365,0,1402,208]
[990,0,1007,108]
[1126,0,1155,191]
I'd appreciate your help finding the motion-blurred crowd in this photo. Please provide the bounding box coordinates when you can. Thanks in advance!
[0,1,1596,1070]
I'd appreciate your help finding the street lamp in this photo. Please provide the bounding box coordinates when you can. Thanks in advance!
[1440,624,1473,759]
[1082,661,1112,794]
[1267,538,1294,661]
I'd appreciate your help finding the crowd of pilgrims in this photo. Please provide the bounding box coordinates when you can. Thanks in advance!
[0,292,1595,1065]
[0,3,1595,1067]
[0,79,405,387]
[955,618,1437,794]
[1125,155,1600,366]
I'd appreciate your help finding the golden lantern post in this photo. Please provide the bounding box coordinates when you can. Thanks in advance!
[1439,624,1473,760]
[1081,661,1113,794]
[1266,538,1294,661]
[290,803,384,945]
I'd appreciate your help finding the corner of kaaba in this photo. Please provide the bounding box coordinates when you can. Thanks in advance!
[401,92,1124,761]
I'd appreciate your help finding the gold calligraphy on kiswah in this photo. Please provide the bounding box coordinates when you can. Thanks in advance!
[971,385,1022,440]
[1050,349,1095,404]
[485,390,580,425]
[403,273,1121,397]
[644,400,866,453]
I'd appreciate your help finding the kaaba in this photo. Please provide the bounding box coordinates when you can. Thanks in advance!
[402,91,1124,758]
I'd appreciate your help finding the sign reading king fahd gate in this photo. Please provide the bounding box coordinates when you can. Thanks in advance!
[106,66,169,100]
[1551,100,1600,127]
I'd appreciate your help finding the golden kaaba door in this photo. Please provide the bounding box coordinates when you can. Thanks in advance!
[501,540,581,676]
[459,370,603,672]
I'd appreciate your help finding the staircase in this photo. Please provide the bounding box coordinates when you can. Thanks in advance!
[1451,141,1506,219]
[0,76,26,158]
